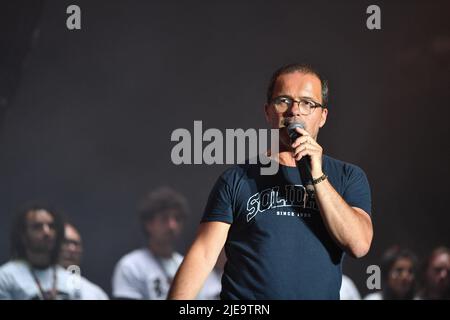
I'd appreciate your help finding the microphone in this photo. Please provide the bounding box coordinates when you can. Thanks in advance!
[285,120,313,186]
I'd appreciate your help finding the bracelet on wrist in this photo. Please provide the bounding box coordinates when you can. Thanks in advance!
[312,173,328,185]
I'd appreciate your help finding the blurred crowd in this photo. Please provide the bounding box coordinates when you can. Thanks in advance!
[340,246,450,300]
[0,187,448,300]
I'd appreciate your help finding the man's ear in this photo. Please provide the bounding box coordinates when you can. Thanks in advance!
[319,108,328,128]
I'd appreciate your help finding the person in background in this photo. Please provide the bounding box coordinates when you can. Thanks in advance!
[0,205,77,299]
[417,246,450,300]
[59,223,108,299]
[364,246,417,300]
[112,187,221,299]
[340,274,361,300]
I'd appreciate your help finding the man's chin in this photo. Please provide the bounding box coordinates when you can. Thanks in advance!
[60,259,78,268]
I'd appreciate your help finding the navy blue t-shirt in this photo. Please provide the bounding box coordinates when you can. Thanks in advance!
[201,155,371,300]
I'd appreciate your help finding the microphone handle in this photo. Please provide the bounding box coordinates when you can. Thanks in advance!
[297,156,312,186]
[287,125,312,185]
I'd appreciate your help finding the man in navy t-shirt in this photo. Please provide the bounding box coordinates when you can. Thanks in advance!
[168,63,373,300]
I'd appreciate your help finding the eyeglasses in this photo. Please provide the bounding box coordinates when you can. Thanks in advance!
[270,95,325,115]
[62,239,82,247]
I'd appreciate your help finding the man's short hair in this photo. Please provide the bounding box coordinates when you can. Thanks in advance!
[266,63,329,106]
[10,204,65,265]
[138,187,189,226]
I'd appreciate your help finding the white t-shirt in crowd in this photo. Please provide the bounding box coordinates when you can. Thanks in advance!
[0,260,109,300]
[364,291,383,300]
[77,276,109,300]
[340,274,361,300]
[0,260,77,300]
[112,248,221,300]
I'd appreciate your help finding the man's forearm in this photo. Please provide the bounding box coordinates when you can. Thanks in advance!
[169,221,230,299]
[313,178,373,258]
[168,242,216,299]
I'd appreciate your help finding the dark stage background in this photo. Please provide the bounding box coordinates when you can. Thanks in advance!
[0,0,449,297]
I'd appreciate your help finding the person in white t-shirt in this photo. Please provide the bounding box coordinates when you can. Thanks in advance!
[340,274,361,300]
[0,205,77,300]
[59,223,108,300]
[112,187,221,300]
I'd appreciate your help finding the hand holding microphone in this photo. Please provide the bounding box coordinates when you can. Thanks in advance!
[285,120,324,180]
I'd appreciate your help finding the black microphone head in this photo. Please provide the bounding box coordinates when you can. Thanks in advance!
[285,120,305,143]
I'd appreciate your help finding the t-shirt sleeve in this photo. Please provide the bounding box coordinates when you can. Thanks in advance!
[111,259,144,299]
[201,173,235,224]
[343,165,372,215]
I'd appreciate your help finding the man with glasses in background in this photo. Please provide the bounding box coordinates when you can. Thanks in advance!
[59,223,108,299]
[168,63,373,299]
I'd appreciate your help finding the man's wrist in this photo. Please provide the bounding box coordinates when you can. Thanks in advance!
[311,169,324,179]
[312,173,328,185]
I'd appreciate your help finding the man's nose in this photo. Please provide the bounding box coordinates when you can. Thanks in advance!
[167,217,180,230]
[400,272,413,281]
[438,268,449,279]
[287,101,302,116]
[42,224,51,235]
